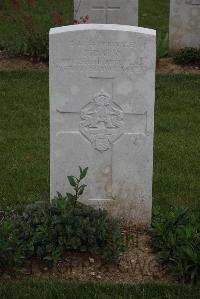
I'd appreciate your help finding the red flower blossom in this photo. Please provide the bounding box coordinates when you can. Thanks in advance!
[27,0,33,6]
[11,0,18,6]
[54,13,62,26]
[25,15,33,27]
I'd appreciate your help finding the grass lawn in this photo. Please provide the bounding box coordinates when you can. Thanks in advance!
[0,71,199,214]
[0,280,200,299]
[0,0,169,54]
[139,0,169,35]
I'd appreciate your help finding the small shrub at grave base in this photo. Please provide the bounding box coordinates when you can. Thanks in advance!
[149,206,200,284]
[173,48,200,66]
[0,167,125,275]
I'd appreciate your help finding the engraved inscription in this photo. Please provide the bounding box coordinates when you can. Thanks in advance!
[175,0,200,5]
[80,90,124,152]
[186,0,200,5]
[56,40,151,73]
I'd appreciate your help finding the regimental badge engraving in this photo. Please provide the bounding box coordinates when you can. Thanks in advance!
[80,90,124,152]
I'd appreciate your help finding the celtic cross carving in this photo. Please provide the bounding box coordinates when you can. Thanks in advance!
[79,90,124,152]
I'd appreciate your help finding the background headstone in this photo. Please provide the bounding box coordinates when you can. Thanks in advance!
[49,24,156,226]
[169,0,200,51]
[74,0,138,26]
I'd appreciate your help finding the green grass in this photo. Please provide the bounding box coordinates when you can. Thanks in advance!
[0,71,49,210]
[0,0,169,55]
[0,71,199,214]
[0,280,200,299]
[139,0,169,34]
[154,75,200,213]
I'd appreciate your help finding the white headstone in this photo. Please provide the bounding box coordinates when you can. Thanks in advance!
[74,0,138,26]
[49,24,156,226]
[169,0,200,51]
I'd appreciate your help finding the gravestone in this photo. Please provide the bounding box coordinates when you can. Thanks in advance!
[169,0,200,51]
[74,0,138,26]
[49,24,156,226]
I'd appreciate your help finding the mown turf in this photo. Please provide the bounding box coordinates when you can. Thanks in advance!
[0,71,49,210]
[0,71,199,214]
[0,0,169,54]
[139,0,169,35]
[0,280,200,299]
[154,74,200,213]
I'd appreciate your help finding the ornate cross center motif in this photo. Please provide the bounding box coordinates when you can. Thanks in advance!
[80,90,124,152]
[56,77,147,156]
[91,0,120,23]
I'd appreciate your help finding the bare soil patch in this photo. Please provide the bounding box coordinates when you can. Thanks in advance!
[2,230,175,284]
[0,53,48,70]
[157,57,200,75]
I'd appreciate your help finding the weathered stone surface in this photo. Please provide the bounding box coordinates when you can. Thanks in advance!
[74,0,138,25]
[169,0,200,51]
[49,24,156,226]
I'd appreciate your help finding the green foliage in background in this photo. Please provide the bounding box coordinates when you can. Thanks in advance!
[139,0,169,57]
[156,33,168,59]
[0,0,170,59]
[0,0,73,60]
[174,48,200,65]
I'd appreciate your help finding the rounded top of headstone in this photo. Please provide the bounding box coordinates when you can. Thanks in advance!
[49,24,156,37]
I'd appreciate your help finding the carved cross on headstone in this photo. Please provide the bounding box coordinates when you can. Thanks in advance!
[56,77,147,200]
[91,0,121,23]
[57,77,147,152]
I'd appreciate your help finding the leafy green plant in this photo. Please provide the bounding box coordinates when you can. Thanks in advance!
[157,32,168,59]
[149,206,200,284]
[22,32,49,61]
[174,47,200,65]
[65,166,88,207]
[0,209,24,275]
[0,167,124,275]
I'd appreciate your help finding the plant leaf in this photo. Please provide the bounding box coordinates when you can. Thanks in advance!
[80,167,88,180]
[66,193,75,200]
[67,176,77,187]
[78,184,87,196]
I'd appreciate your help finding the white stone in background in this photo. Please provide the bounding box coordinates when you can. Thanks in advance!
[169,0,200,51]
[49,24,156,226]
[74,0,138,26]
